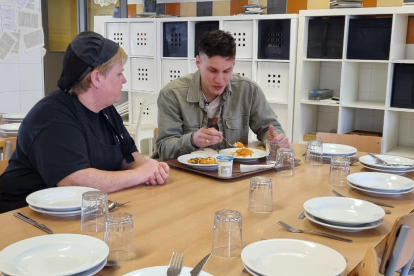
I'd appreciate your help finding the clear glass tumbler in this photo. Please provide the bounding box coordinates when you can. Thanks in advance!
[305,140,323,166]
[81,191,108,232]
[212,210,242,258]
[276,148,295,176]
[248,176,273,213]
[104,212,137,261]
[329,156,350,186]
[266,140,283,166]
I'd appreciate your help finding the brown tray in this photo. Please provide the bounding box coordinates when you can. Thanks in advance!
[166,158,301,180]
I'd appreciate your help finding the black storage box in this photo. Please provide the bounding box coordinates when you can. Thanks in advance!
[257,19,291,60]
[391,64,414,109]
[194,21,219,57]
[307,17,345,59]
[347,17,392,60]
[163,22,188,57]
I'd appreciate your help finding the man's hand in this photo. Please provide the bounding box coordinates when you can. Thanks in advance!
[192,128,223,148]
[268,125,290,148]
[145,162,170,186]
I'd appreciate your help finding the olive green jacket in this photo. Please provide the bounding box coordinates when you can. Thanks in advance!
[156,71,284,161]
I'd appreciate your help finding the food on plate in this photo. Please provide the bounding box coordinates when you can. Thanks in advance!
[188,157,217,164]
[233,142,244,148]
[230,148,255,158]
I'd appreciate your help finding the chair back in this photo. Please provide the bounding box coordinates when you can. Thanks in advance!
[358,247,379,276]
[316,132,382,153]
[379,213,414,275]
[136,93,159,131]
[0,137,17,174]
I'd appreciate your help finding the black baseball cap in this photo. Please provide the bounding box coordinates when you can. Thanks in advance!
[57,31,119,92]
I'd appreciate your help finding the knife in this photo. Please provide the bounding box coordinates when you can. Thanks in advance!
[14,212,53,234]
[331,190,394,208]
[190,253,212,276]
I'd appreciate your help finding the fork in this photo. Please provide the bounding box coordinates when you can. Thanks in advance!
[222,137,236,148]
[278,221,353,243]
[167,252,184,276]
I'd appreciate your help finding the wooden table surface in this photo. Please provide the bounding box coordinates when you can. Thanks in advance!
[1,143,414,276]
[0,137,5,149]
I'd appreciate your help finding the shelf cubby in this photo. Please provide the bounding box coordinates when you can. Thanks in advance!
[338,107,384,134]
[383,110,414,158]
[341,62,388,108]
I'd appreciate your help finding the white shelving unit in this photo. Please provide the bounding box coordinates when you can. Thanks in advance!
[95,14,298,143]
[293,7,414,158]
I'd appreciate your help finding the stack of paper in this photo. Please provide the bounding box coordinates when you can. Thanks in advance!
[330,0,363,8]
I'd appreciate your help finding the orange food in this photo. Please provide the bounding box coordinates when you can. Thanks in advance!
[233,142,244,148]
[230,148,254,158]
[188,157,217,164]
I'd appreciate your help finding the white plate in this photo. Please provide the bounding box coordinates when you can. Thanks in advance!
[348,181,413,197]
[347,172,414,191]
[304,197,385,226]
[243,264,262,276]
[2,259,107,276]
[323,143,357,156]
[177,153,218,171]
[29,204,82,217]
[0,234,109,276]
[360,161,414,173]
[3,113,26,120]
[123,266,213,276]
[0,123,20,132]
[359,155,414,170]
[218,148,267,162]
[241,239,346,276]
[26,186,99,211]
[305,211,383,232]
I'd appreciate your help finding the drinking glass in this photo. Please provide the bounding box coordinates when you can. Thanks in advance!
[329,156,350,186]
[266,140,283,165]
[248,176,273,213]
[212,210,242,257]
[81,191,108,232]
[276,148,295,176]
[305,140,323,165]
[104,212,137,261]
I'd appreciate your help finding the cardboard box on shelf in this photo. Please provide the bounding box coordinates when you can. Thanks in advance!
[346,130,382,137]
[303,133,317,141]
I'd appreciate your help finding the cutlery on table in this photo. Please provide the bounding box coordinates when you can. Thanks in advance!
[167,252,184,276]
[278,221,353,243]
[367,152,414,167]
[298,211,305,219]
[190,253,211,276]
[13,212,53,234]
[367,152,388,165]
[107,200,131,211]
[331,189,394,208]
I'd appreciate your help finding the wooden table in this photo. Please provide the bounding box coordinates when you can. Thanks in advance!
[1,143,414,276]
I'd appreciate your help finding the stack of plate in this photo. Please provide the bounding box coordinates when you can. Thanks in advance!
[3,113,26,123]
[219,148,267,162]
[0,234,108,276]
[0,123,20,137]
[359,155,414,173]
[347,172,414,196]
[323,143,357,160]
[26,186,99,217]
[241,239,346,276]
[303,197,385,232]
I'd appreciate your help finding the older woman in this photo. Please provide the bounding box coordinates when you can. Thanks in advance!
[0,31,169,213]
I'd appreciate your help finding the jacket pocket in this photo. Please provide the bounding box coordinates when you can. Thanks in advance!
[224,114,249,144]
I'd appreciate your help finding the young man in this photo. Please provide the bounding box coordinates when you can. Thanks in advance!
[156,30,290,161]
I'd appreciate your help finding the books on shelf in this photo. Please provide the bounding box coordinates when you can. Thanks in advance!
[330,0,362,8]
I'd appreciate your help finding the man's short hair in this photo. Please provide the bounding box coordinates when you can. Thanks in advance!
[198,30,236,59]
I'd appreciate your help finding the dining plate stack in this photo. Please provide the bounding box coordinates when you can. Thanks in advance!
[26,186,99,217]
[347,172,414,196]
[2,113,26,123]
[359,154,414,173]
[115,101,129,117]
[323,143,357,160]
[0,234,108,276]
[303,197,385,232]
[241,239,346,276]
[0,123,20,137]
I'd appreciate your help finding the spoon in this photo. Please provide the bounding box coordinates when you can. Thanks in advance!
[104,260,119,267]
[108,200,131,212]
